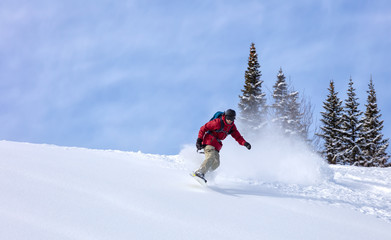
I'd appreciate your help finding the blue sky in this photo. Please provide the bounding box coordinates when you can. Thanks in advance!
[1,0,390,154]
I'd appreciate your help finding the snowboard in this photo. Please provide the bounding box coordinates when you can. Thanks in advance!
[190,172,207,186]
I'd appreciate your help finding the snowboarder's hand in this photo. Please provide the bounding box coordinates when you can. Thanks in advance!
[244,142,251,150]
[196,138,203,150]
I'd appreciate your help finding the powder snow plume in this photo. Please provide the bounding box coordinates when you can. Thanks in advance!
[181,125,332,185]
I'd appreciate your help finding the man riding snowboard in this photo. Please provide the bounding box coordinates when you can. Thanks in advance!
[194,109,251,182]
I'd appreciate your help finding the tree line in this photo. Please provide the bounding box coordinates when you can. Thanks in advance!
[238,43,390,167]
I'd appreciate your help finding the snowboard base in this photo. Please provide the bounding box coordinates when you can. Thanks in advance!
[190,172,207,186]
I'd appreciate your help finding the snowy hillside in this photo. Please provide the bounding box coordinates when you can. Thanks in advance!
[1,140,390,240]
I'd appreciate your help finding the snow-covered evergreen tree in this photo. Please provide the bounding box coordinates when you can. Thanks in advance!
[271,68,308,140]
[361,78,390,167]
[340,77,364,165]
[238,43,267,132]
[286,87,305,138]
[272,68,289,131]
[318,80,344,164]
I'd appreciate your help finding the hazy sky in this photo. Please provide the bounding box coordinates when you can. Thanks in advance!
[1,0,390,154]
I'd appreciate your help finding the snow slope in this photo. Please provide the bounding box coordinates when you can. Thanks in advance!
[0,140,390,240]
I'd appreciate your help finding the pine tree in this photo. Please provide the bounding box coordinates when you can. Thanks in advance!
[286,88,305,138]
[271,68,308,139]
[361,78,390,167]
[318,80,344,164]
[340,77,364,165]
[272,68,289,131]
[238,43,267,132]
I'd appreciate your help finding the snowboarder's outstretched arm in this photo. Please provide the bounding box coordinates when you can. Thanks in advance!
[230,125,250,149]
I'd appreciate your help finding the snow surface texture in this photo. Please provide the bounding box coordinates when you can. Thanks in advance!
[1,140,391,240]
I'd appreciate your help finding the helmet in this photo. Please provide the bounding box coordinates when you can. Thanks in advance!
[225,109,236,121]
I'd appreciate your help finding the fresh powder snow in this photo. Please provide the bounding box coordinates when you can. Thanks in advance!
[0,140,390,240]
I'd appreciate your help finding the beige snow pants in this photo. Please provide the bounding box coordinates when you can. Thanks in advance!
[197,145,220,174]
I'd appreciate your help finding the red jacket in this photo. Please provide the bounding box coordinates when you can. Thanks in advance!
[198,114,246,152]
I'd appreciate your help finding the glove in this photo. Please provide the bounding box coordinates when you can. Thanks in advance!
[244,142,251,150]
[196,138,203,150]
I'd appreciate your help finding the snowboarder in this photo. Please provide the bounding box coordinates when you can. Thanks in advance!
[194,109,251,182]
